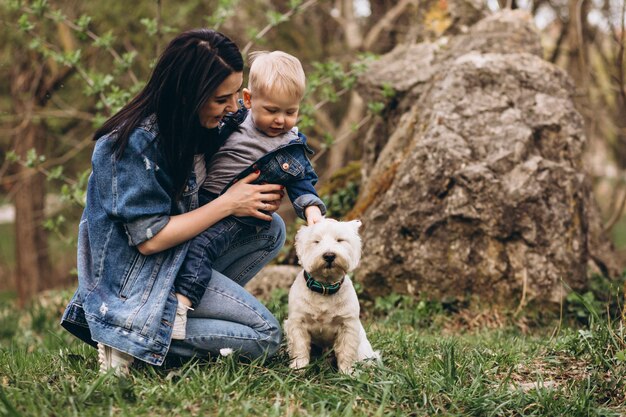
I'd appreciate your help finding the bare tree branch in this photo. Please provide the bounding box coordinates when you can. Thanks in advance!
[604,180,626,233]
[22,6,140,85]
[0,109,94,123]
[309,107,336,138]
[363,0,416,50]
[340,0,362,49]
[0,134,93,187]
[241,0,319,56]
[156,0,162,57]
[323,0,346,26]
[37,65,75,106]
[615,0,626,112]
[575,0,590,89]
[591,33,612,71]
[311,113,371,163]
[549,19,569,63]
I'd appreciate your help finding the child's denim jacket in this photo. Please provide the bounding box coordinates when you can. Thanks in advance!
[217,107,326,227]
[60,116,198,366]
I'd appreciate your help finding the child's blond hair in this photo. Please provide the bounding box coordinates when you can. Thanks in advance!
[248,51,306,100]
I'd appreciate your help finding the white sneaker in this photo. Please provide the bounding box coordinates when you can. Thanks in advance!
[171,301,193,340]
[97,343,134,376]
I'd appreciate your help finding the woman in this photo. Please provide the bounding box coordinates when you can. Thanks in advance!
[60,29,286,375]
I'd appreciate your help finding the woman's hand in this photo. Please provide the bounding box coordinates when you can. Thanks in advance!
[220,170,285,221]
[137,171,284,255]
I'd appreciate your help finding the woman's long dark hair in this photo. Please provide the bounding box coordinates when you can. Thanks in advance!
[94,29,243,199]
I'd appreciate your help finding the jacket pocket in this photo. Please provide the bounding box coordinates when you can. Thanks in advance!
[119,252,146,299]
[273,152,304,178]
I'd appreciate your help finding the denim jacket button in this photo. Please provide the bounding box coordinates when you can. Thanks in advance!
[282,163,290,170]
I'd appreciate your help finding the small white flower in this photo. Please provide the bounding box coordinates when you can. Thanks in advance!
[219,348,233,357]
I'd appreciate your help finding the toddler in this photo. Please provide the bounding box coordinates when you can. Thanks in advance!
[172,51,326,340]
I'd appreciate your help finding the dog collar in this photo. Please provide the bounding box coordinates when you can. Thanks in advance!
[304,271,344,296]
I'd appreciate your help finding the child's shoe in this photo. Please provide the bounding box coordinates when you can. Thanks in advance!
[171,301,193,340]
[97,343,134,376]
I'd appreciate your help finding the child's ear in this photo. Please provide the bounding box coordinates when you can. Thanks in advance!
[242,88,252,109]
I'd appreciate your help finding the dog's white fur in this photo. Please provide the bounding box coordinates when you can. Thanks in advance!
[284,219,380,373]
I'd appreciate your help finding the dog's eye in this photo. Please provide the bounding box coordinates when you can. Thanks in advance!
[337,239,345,243]
[314,240,320,244]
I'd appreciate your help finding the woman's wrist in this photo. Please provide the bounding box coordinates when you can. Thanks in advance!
[214,193,235,216]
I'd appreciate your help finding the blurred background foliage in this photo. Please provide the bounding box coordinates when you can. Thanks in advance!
[0,0,625,308]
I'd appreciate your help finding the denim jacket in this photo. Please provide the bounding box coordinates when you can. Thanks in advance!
[217,107,326,227]
[60,116,199,366]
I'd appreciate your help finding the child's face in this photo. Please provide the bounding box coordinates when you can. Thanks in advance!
[243,88,300,137]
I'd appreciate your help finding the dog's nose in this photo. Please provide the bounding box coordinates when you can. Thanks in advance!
[323,252,336,263]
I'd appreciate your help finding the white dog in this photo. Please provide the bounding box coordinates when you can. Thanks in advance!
[284,219,380,374]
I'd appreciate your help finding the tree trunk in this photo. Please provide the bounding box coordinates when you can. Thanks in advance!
[13,124,50,307]
[325,92,365,176]
[11,64,51,307]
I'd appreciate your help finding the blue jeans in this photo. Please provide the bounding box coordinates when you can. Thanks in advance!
[175,215,250,306]
[167,213,285,361]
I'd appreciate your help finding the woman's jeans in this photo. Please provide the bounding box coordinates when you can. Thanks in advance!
[167,213,285,361]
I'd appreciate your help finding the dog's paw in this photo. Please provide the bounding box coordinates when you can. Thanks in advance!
[358,350,382,366]
[289,358,309,370]
[338,365,354,375]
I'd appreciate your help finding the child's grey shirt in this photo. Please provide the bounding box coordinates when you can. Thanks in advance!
[201,113,297,194]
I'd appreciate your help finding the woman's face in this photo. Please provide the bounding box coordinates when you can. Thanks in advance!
[198,72,243,129]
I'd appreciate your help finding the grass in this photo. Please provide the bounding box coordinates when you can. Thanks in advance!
[1,285,625,417]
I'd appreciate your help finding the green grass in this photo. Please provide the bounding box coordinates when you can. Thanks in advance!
[1,288,625,417]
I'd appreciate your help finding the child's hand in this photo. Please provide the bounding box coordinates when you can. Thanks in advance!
[305,206,323,226]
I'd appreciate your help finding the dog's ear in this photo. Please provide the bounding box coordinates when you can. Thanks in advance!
[294,224,309,252]
[349,220,362,232]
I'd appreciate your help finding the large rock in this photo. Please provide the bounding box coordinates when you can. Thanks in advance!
[245,265,300,300]
[354,10,619,305]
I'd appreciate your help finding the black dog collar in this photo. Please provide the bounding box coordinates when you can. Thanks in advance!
[304,271,344,296]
